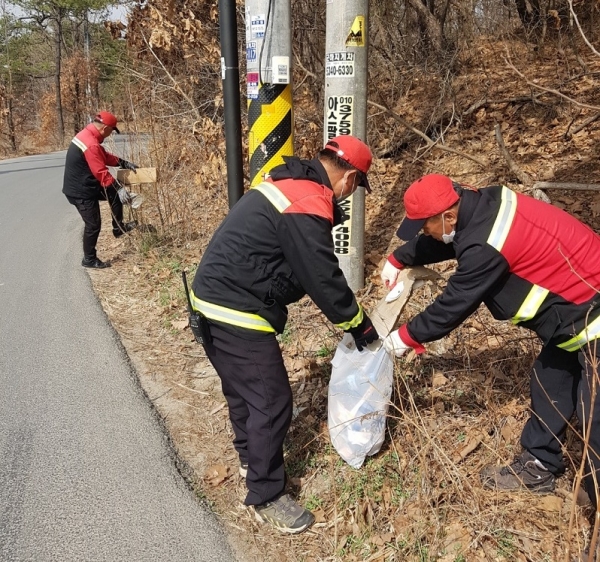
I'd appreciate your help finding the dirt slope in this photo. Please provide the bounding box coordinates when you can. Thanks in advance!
[87,34,600,562]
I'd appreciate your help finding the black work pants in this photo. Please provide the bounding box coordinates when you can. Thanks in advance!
[202,322,293,506]
[66,185,123,259]
[521,343,600,508]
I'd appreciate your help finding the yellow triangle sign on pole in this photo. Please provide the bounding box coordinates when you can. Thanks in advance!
[346,16,365,47]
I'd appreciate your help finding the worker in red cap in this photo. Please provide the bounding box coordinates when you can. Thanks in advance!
[380,173,600,520]
[62,111,139,269]
[188,135,378,534]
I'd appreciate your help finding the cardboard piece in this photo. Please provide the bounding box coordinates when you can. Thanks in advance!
[117,167,157,185]
[370,266,441,337]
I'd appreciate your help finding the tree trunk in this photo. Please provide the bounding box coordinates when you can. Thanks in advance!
[514,0,542,31]
[6,96,16,151]
[83,10,93,117]
[406,0,444,57]
[74,76,81,134]
[54,10,65,144]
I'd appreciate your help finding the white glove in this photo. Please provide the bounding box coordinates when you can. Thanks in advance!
[383,330,411,357]
[117,187,133,204]
[381,259,401,288]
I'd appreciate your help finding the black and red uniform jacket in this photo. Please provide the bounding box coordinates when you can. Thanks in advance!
[62,123,120,199]
[191,157,364,335]
[390,186,600,353]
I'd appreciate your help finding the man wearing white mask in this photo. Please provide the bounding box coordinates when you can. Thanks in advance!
[189,135,379,535]
[380,173,600,528]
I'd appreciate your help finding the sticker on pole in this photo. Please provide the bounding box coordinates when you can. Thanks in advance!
[250,15,265,39]
[246,42,257,63]
[325,52,355,78]
[272,56,290,84]
[333,197,353,256]
[346,16,365,47]
[247,72,259,100]
[326,96,353,139]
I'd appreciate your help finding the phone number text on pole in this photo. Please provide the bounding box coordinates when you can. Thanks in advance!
[325,52,355,79]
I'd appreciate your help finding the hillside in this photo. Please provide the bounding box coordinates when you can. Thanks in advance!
[86,6,600,562]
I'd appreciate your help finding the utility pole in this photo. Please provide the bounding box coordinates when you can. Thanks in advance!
[324,2,369,290]
[245,0,293,186]
[218,0,244,207]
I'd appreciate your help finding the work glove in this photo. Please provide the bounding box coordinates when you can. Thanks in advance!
[381,255,403,288]
[117,186,133,204]
[383,329,412,357]
[118,158,139,171]
[348,314,379,352]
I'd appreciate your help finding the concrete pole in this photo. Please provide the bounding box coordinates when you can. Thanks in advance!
[324,1,369,290]
[245,0,293,186]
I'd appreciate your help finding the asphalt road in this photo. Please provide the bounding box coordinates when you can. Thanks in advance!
[0,149,237,562]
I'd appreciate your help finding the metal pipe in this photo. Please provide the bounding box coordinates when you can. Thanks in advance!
[219,0,244,207]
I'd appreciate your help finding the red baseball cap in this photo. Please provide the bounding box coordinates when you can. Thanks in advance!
[94,111,120,134]
[324,135,372,193]
[396,174,459,240]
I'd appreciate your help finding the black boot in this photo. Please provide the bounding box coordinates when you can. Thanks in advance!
[113,220,138,238]
[81,257,111,269]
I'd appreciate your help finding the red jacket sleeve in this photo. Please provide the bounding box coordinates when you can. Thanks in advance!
[83,144,119,187]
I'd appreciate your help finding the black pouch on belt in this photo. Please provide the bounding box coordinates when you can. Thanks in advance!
[182,271,212,345]
[189,311,212,345]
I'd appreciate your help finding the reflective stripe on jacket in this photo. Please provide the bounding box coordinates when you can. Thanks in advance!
[190,290,276,333]
[393,186,600,351]
[62,123,120,199]
[191,161,362,335]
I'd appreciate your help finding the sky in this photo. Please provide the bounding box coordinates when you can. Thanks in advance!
[109,3,129,24]
[4,2,130,24]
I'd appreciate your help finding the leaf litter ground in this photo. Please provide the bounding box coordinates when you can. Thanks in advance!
[86,38,600,562]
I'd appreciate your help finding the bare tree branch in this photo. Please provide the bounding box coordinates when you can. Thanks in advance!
[504,51,600,112]
[141,32,200,121]
[565,112,600,139]
[463,95,548,117]
[568,0,600,58]
[368,99,487,168]
[494,123,551,202]
[494,123,532,187]
[533,182,600,192]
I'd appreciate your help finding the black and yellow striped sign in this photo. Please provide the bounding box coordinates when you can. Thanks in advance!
[248,83,293,186]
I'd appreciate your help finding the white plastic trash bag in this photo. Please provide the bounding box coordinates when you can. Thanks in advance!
[327,334,394,469]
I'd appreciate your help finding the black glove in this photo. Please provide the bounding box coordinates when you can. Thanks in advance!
[118,158,138,171]
[348,314,379,352]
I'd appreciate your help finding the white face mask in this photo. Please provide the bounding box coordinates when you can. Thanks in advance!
[336,173,351,202]
[441,213,455,244]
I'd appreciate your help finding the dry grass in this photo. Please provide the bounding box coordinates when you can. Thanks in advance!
[87,182,599,562]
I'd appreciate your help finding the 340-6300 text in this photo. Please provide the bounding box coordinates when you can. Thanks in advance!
[326,65,354,77]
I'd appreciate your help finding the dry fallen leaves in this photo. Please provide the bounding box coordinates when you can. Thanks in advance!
[171,319,188,330]
[452,430,485,463]
[203,464,230,487]
[432,370,449,388]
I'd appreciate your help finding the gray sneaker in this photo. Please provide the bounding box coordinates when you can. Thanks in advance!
[481,450,556,493]
[254,494,315,534]
[239,462,248,478]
